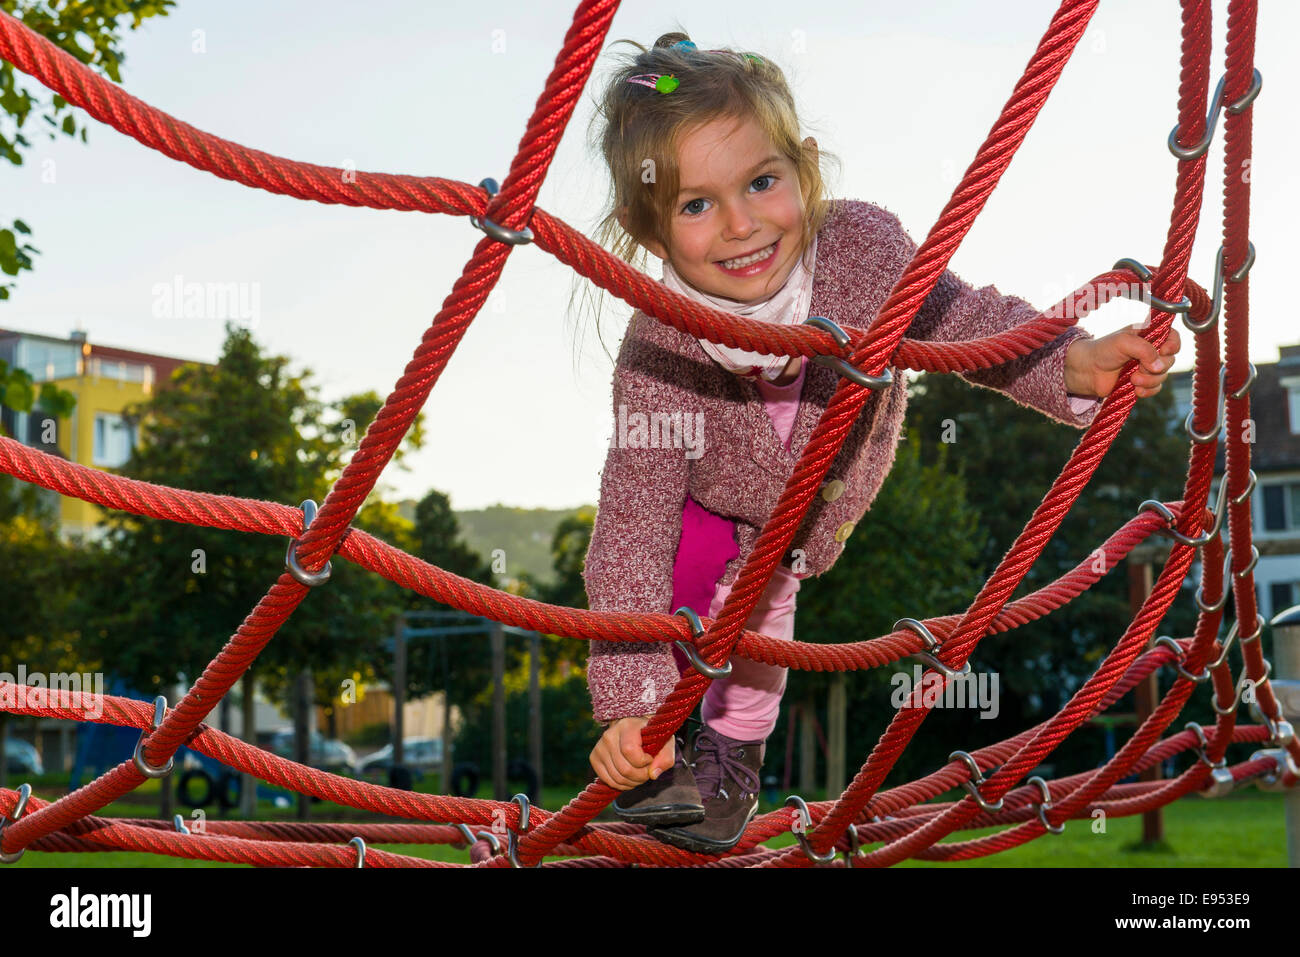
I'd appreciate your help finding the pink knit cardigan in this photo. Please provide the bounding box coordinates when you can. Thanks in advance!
[583,198,1100,723]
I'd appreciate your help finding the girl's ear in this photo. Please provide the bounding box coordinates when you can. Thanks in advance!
[802,136,819,164]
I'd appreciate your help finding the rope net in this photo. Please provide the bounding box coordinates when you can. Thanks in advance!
[0,0,1294,868]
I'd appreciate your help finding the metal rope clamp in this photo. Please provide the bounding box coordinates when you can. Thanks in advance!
[1154,635,1211,683]
[0,783,31,864]
[455,821,502,856]
[133,695,175,779]
[673,606,732,679]
[285,499,332,587]
[1211,656,1271,717]
[506,793,540,868]
[1247,694,1295,749]
[1167,68,1262,161]
[802,316,893,391]
[1190,242,1258,334]
[785,794,837,864]
[350,835,366,868]
[897,617,971,681]
[1112,258,1192,317]
[1249,748,1300,793]
[948,750,1003,812]
[843,823,862,868]
[173,814,190,835]
[1139,483,1225,549]
[1025,776,1064,834]
[1185,721,1233,797]
[469,177,534,246]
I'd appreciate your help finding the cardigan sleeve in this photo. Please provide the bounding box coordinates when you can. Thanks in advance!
[582,317,692,725]
[883,209,1101,429]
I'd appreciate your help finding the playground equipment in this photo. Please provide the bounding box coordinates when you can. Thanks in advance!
[0,0,1295,867]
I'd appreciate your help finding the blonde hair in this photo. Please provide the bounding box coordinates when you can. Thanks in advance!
[568,29,840,367]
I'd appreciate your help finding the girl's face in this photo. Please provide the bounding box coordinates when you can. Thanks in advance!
[630,115,813,305]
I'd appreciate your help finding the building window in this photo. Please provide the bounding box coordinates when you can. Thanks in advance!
[1270,582,1299,617]
[93,412,135,467]
[1290,386,1300,435]
[1260,482,1300,532]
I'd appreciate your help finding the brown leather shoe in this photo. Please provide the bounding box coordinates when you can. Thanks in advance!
[649,725,763,854]
[611,733,705,826]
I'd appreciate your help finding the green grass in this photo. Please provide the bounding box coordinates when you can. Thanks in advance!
[9,772,1288,867]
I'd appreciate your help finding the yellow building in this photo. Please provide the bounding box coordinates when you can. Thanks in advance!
[0,326,203,540]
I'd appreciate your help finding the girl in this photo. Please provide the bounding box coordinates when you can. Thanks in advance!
[580,33,1179,854]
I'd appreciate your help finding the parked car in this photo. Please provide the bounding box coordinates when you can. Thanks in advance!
[5,738,44,776]
[267,730,357,774]
[357,737,448,780]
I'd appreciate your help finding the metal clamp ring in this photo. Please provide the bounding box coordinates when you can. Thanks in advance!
[1230,469,1257,506]
[1237,612,1265,645]
[673,607,732,679]
[1224,68,1262,115]
[948,750,1004,812]
[1155,636,1211,683]
[475,831,503,855]
[1226,241,1256,283]
[1183,721,1226,769]
[1228,362,1257,401]
[468,177,534,246]
[843,823,861,868]
[802,316,893,390]
[898,618,971,681]
[1187,247,1224,334]
[350,836,366,868]
[1195,546,1232,614]
[1139,494,1222,549]
[1168,74,1226,160]
[285,499,332,587]
[507,793,540,868]
[1147,292,1193,315]
[1112,257,1153,283]
[1026,776,1064,835]
[785,795,837,864]
[1180,367,1226,445]
[133,696,175,779]
[173,814,190,835]
[0,783,32,864]
[1211,659,1272,716]
[1233,545,1259,580]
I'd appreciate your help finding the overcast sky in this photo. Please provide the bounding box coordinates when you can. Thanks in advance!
[4,0,1295,511]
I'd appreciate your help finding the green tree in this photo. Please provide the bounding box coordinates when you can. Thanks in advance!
[1,0,176,295]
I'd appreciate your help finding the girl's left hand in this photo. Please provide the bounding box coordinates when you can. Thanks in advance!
[1065,325,1182,400]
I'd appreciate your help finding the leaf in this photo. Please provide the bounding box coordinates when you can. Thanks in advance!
[61,114,75,135]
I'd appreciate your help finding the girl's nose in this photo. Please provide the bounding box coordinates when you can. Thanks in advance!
[722,202,759,240]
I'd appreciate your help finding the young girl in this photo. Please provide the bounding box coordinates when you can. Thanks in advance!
[580,32,1180,854]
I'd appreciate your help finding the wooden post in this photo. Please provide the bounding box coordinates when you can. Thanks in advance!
[240,671,257,818]
[1128,552,1162,843]
[826,673,846,799]
[491,620,506,801]
[799,700,816,795]
[529,632,542,796]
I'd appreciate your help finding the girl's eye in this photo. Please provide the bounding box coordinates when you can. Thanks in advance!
[681,197,710,216]
[751,174,775,191]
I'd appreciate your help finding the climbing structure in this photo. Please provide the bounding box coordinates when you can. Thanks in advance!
[0,0,1294,868]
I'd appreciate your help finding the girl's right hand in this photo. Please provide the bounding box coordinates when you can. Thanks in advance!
[589,715,676,791]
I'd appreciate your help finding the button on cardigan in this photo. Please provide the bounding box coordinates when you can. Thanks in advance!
[583,198,1100,724]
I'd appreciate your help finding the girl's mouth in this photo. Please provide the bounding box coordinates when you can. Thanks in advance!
[715,239,779,277]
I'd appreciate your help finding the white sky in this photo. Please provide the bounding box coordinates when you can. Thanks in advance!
[4,0,1296,511]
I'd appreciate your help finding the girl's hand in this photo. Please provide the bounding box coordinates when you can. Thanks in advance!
[1065,325,1182,400]
[589,715,676,791]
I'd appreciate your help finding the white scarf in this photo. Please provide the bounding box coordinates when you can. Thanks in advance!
[661,235,818,382]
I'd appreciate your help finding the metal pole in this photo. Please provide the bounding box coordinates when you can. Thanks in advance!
[529,632,542,796]
[491,621,507,801]
[393,617,405,772]
[1270,605,1300,868]
[1128,555,1163,843]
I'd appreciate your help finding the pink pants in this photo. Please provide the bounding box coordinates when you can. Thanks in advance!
[699,566,800,742]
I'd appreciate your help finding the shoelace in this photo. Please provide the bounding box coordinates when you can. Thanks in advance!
[691,729,761,801]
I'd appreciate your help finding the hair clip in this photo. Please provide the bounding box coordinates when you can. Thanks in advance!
[627,73,679,93]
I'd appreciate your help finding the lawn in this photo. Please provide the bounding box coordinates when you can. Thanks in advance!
[8,772,1288,867]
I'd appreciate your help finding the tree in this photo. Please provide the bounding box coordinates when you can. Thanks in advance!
[76,323,426,793]
[1,0,176,296]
